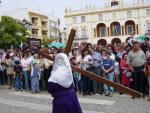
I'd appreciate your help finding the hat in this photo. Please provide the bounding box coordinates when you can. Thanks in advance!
[32,60,37,64]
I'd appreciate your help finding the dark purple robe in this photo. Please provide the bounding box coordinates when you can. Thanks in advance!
[48,82,83,113]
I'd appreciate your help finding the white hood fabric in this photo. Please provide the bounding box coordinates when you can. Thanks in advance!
[48,53,74,88]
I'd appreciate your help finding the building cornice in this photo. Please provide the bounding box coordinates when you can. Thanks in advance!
[28,11,48,19]
[64,4,150,17]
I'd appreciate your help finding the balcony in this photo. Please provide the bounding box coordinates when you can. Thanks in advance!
[42,30,48,36]
[32,29,38,36]
[50,26,59,31]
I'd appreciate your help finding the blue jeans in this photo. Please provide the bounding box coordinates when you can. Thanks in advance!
[15,74,23,90]
[22,70,30,90]
[31,77,39,92]
[73,72,81,92]
[104,72,114,94]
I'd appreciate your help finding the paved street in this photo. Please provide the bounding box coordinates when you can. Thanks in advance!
[0,86,150,113]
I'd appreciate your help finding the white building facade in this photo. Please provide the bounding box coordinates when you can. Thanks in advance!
[64,0,150,46]
[49,16,60,40]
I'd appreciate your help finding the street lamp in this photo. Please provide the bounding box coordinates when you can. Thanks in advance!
[22,18,32,31]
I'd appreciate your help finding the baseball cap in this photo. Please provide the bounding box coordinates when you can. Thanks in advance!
[32,60,37,64]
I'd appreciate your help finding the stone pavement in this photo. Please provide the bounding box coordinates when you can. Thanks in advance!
[0,87,150,113]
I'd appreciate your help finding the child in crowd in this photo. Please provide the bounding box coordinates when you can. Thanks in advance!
[31,60,41,94]
[14,61,23,91]
[101,52,115,97]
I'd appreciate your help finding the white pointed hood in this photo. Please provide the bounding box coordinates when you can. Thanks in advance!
[48,53,73,88]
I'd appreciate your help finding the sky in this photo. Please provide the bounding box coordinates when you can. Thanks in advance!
[0,0,147,28]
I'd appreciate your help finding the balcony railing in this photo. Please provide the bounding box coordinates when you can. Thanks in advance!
[74,36,88,41]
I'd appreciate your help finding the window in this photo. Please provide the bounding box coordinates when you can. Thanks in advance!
[112,25,121,36]
[42,30,47,36]
[127,11,132,18]
[31,17,38,25]
[32,29,38,35]
[81,16,85,23]
[111,1,118,7]
[81,29,87,38]
[50,31,56,38]
[147,23,150,33]
[112,12,116,19]
[146,9,150,16]
[50,22,57,28]
[98,14,103,21]
[99,27,106,37]
[127,25,133,35]
[42,21,47,26]
[73,17,77,24]
[73,43,79,47]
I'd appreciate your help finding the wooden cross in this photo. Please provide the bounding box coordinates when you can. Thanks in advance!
[41,29,142,98]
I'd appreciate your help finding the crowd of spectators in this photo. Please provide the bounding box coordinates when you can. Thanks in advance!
[70,38,150,99]
[0,37,149,100]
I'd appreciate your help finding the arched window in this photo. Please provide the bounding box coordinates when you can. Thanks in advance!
[96,23,106,37]
[110,22,121,36]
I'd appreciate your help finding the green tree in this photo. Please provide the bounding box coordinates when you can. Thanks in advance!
[42,37,56,47]
[0,16,28,48]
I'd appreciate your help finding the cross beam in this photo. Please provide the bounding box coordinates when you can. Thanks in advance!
[71,65,141,98]
[41,29,142,98]
[64,29,76,55]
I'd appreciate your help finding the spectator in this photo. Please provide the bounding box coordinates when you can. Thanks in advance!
[127,42,146,97]
[14,61,23,91]
[114,57,120,83]
[107,46,115,60]
[91,46,103,94]
[70,57,81,92]
[101,50,107,60]
[101,52,115,97]
[43,57,53,90]
[141,37,149,55]
[5,54,14,89]
[81,49,93,96]
[147,57,150,101]
[76,52,84,94]
[31,60,40,94]
[71,48,79,58]
[37,55,45,91]
[120,53,131,87]
[141,37,150,97]
[0,55,4,85]
[21,53,30,91]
